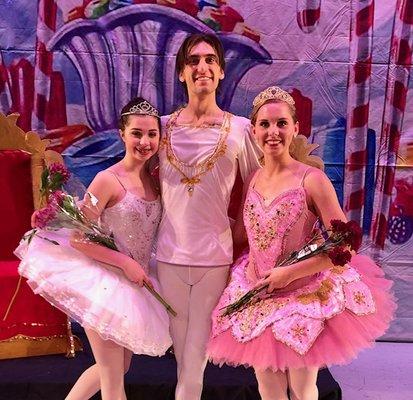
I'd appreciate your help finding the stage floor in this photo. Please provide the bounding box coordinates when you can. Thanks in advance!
[0,325,341,399]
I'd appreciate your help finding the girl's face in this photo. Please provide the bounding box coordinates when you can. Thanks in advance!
[120,115,160,162]
[252,101,298,157]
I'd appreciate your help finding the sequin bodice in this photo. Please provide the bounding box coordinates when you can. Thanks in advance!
[101,192,162,271]
[212,171,381,355]
[244,185,317,280]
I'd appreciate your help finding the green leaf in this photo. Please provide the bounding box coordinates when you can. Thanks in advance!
[50,174,64,190]
[41,169,49,192]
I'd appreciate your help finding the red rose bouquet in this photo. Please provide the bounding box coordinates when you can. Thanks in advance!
[222,219,362,316]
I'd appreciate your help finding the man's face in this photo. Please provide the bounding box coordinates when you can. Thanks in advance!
[179,41,224,96]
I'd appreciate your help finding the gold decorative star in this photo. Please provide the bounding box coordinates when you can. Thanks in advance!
[291,324,307,339]
[354,291,366,305]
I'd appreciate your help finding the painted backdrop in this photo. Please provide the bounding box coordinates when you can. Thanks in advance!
[0,0,412,340]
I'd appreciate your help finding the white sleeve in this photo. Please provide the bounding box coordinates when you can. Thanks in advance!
[238,122,262,181]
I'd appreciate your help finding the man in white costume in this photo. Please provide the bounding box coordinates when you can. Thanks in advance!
[156,33,261,400]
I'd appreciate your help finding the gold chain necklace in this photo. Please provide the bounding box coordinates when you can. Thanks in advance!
[162,109,231,196]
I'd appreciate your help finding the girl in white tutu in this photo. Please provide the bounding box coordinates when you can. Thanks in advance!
[16,97,172,400]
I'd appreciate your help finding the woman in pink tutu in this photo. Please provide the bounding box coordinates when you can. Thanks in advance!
[16,97,172,400]
[207,86,396,400]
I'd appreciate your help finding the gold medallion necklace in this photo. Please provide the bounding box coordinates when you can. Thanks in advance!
[162,109,231,196]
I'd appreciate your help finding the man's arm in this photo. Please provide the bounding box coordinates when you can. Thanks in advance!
[238,121,263,180]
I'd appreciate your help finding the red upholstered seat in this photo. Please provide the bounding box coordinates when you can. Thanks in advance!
[0,150,34,260]
[0,115,81,359]
[0,260,69,340]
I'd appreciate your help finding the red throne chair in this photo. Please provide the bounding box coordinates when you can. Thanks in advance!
[0,113,82,359]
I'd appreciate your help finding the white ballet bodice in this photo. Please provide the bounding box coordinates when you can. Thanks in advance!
[101,191,162,271]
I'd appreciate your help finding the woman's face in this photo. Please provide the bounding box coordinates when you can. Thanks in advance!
[120,115,160,162]
[253,101,298,158]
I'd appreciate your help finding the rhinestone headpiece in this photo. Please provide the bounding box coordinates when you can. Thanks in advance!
[253,86,295,109]
[121,100,160,118]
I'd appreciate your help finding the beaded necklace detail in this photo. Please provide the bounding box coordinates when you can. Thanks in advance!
[162,109,231,196]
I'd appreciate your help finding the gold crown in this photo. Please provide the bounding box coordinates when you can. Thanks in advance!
[121,100,160,118]
[252,86,295,109]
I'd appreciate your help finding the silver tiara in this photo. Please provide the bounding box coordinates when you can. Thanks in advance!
[253,86,295,109]
[121,100,160,117]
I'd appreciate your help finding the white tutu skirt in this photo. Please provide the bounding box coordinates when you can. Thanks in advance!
[15,229,172,356]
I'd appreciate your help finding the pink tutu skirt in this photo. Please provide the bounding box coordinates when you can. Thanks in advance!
[207,254,396,371]
[15,229,172,356]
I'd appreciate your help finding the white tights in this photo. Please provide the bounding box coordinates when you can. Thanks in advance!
[65,329,132,400]
[157,262,230,400]
[255,367,319,400]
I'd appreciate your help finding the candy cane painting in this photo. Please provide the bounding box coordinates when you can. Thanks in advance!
[297,0,322,33]
[372,0,413,248]
[32,0,67,132]
[344,0,374,230]
[0,51,12,112]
